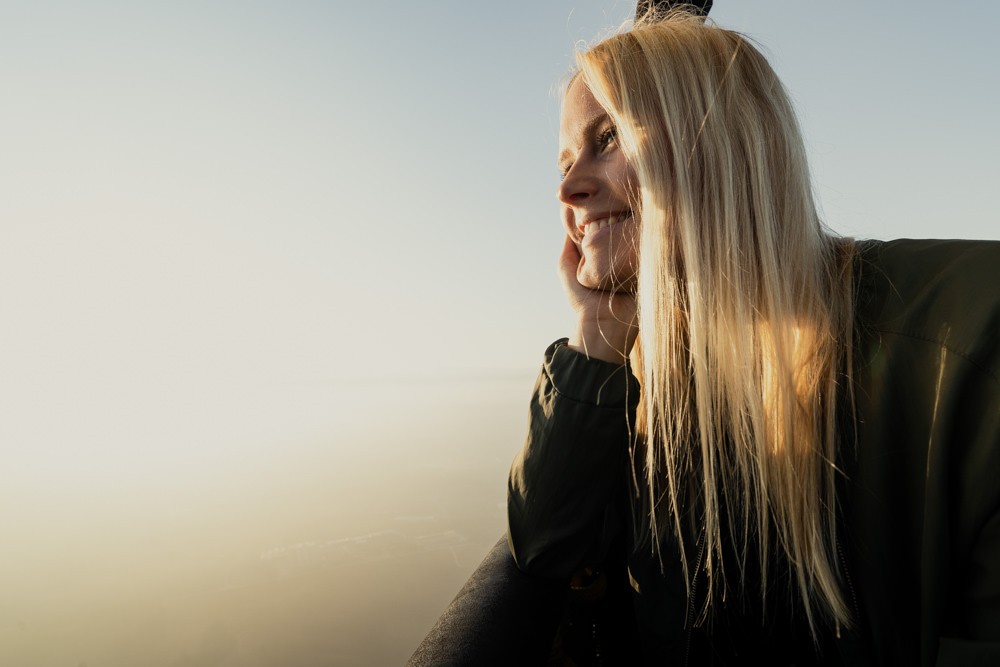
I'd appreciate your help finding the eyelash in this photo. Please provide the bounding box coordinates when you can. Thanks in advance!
[598,126,618,147]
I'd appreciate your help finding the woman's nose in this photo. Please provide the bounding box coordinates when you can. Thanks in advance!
[557,160,598,205]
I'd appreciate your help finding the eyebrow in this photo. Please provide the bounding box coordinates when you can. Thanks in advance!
[558,111,612,170]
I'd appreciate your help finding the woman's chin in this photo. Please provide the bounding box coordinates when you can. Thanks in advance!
[577,263,637,293]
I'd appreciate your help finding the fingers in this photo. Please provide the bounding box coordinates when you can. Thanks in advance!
[558,235,581,276]
[558,235,583,296]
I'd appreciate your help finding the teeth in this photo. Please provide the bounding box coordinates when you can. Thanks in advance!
[582,212,630,236]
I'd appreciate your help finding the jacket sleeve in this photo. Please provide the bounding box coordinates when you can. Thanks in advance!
[934,358,1000,664]
[507,339,640,578]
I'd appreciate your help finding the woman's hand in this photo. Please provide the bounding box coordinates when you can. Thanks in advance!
[559,236,638,364]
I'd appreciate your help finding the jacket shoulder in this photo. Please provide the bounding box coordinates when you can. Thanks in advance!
[855,238,1000,382]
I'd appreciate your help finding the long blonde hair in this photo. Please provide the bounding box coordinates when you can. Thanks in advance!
[577,10,856,634]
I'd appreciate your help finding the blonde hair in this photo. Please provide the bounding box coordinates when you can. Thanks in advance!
[576,10,856,635]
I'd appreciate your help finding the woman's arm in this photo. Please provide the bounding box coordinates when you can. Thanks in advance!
[507,237,640,578]
[507,339,639,578]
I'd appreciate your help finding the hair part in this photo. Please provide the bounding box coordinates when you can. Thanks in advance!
[576,9,856,637]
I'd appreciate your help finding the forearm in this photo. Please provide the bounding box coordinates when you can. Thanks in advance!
[507,340,639,578]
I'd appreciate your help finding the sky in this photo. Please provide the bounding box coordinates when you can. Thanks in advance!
[1,1,998,664]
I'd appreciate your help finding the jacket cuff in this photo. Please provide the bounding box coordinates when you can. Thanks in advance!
[542,338,640,408]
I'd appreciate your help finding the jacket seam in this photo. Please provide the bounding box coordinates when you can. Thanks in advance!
[871,327,1000,386]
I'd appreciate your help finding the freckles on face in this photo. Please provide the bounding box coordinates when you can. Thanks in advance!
[558,78,640,292]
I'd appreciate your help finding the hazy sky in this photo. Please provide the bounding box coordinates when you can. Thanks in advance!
[1,1,998,662]
[4,1,998,396]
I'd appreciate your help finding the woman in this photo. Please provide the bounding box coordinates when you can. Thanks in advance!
[507,9,1000,665]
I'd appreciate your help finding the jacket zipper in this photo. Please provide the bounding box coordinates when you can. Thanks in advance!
[682,527,707,667]
[836,537,861,640]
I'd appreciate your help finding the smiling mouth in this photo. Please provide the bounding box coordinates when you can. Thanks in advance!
[581,211,633,238]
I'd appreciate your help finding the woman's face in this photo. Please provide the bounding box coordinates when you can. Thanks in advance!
[558,77,640,291]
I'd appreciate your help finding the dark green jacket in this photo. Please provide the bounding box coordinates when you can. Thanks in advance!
[508,239,1000,665]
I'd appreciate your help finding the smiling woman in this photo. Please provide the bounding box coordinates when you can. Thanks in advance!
[414,5,1000,666]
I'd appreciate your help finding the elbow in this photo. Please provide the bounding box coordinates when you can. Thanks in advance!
[506,499,584,580]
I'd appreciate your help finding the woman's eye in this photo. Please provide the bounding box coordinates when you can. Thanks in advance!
[598,126,618,148]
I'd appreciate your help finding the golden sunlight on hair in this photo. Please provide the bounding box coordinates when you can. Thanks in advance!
[575,10,856,635]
